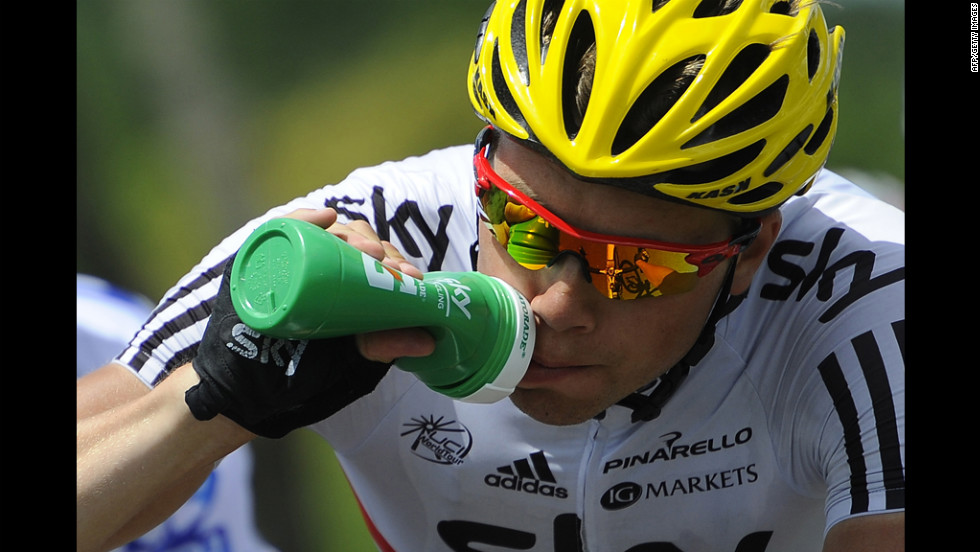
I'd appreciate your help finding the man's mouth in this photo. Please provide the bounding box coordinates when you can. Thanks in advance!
[518,358,591,387]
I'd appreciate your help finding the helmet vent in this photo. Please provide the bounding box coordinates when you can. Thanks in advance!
[692,43,771,123]
[764,124,812,177]
[804,105,834,155]
[726,181,784,206]
[693,0,744,18]
[806,29,820,81]
[648,140,765,185]
[795,178,815,197]
[769,1,792,15]
[538,0,562,65]
[684,73,788,149]
[612,55,704,156]
[511,0,530,85]
[472,1,495,65]
[561,10,596,140]
[491,42,530,134]
[652,0,672,13]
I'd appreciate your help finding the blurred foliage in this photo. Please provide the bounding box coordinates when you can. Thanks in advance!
[76,1,903,551]
[77,0,483,301]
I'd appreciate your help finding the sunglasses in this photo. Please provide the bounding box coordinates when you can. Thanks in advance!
[473,126,761,300]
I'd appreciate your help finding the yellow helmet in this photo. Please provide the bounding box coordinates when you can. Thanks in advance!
[468,0,845,215]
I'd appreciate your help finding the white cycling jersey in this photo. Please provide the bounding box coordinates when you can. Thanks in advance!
[118,145,905,552]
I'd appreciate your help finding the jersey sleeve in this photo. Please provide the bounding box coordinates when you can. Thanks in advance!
[755,171,906,534]
[115,144,475,387]
[817,317,905,532]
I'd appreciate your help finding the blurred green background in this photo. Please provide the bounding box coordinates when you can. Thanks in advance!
[76,1,904,550]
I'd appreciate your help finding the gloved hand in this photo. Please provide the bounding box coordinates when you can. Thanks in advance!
[185,259,391,438]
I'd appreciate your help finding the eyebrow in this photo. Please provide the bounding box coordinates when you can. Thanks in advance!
[504,173,543,204]
[487,151,548,208]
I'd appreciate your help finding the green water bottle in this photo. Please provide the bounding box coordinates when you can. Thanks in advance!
[228,217,535,403]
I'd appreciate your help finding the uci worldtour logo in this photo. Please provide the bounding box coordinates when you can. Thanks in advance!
[401,415,473,466]
[602,427,753,474]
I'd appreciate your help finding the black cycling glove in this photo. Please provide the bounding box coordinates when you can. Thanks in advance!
[185,260,392,438]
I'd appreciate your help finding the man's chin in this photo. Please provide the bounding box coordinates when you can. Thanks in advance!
[508,389,610,427]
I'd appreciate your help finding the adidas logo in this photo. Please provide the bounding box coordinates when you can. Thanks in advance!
[483,450,569,499]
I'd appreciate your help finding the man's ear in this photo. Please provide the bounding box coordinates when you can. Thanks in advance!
[730,210,782,296]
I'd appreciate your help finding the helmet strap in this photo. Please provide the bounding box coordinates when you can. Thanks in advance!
[615,255,745,423]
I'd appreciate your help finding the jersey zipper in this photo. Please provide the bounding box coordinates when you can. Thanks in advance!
[576,418,605,552]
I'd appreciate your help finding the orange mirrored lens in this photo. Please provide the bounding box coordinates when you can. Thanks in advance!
[480,187,699,299]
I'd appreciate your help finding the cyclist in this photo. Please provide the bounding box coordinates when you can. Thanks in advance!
[78,2,904,550]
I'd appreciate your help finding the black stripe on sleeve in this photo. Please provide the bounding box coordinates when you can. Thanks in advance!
[818,353,869,514]
[819,325,905,515]
[892,319,905,364]
[127,256,233,375]
[132,301,213,366]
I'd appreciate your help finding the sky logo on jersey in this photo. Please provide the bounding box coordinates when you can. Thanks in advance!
[401,414,473,466]
[484,450,568,499]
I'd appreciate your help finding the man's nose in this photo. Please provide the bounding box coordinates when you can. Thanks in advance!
[527,251,598,334]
